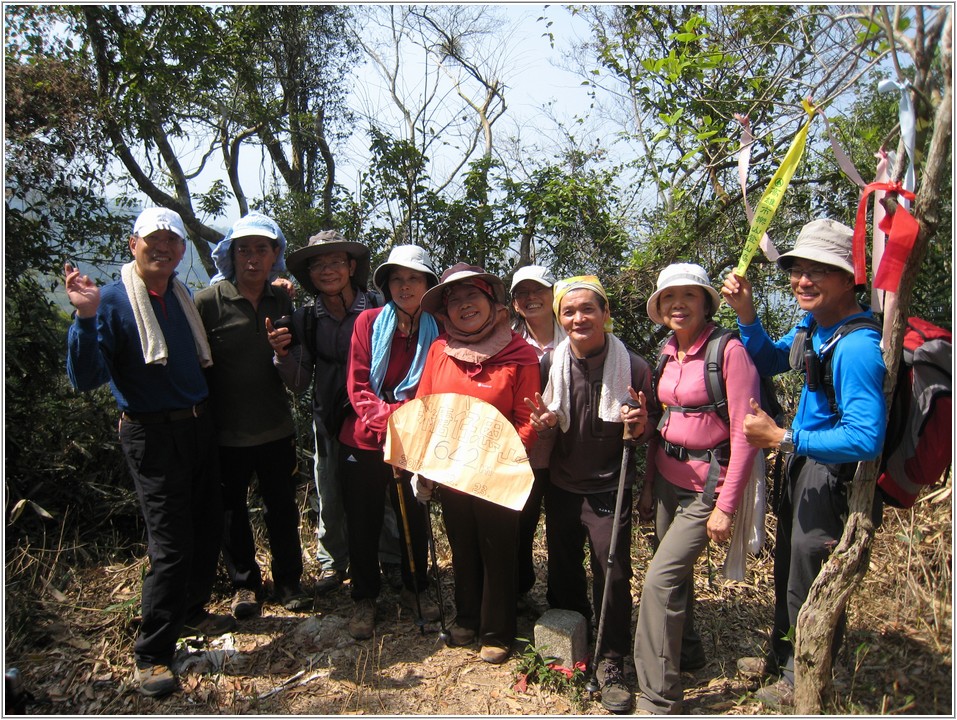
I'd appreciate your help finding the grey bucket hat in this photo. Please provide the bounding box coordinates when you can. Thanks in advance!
[776,218,855,276]
[372,245,440,300]
[286,230,371,294]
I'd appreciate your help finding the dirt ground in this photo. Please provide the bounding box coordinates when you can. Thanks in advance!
[6,482,952,716]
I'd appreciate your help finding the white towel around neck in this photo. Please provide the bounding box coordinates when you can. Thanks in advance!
[542,334,632,432]
[120,261,212,368]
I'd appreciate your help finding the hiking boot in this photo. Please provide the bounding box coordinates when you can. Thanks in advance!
[181,611,237,638]
[275,584,313,612]
[448,621,476,646]
[315,567,345,596]
[348,599,376,640]
[230,589,261,620]
[135,664,179,699]
[754,677,794,710]
[737,655,777,679]
[599,660,633,714]
[400,587,441,622]
[480,645,510,664]
[381,562,404,591]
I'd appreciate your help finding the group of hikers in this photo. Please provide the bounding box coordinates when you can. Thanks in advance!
[64,207,886,712]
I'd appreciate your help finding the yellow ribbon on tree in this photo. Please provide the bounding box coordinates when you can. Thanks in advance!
[735,100,817,276]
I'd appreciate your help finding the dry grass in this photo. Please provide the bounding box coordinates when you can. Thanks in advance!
[4,473,952,715]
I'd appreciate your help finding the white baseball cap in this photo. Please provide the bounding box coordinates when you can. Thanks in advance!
[132,207,186,240]
[510,265,557,293]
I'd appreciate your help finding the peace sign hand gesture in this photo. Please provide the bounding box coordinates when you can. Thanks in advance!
[524,392,560,433]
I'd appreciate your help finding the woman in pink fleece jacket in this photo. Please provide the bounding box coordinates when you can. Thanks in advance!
[633,263,760,715]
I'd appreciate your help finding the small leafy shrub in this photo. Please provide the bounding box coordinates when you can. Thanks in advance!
[513,640,587,706]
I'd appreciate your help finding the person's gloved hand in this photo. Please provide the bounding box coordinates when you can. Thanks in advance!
[412,474,434,504]
[354,389,391,433]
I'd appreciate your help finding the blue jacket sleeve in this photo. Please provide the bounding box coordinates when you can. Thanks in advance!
[736,316,805,377]
[66,315,111,391]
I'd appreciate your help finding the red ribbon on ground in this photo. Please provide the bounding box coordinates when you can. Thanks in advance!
[853,181,917,288]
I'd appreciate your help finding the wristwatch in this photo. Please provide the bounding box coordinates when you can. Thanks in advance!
[779,427,795,454]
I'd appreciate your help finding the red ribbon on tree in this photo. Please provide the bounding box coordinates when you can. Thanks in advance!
[853,181,918,290]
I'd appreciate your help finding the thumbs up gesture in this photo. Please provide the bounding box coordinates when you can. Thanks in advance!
[743,397,786,449]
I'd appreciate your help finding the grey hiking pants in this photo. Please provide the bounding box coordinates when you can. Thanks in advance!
[634,475,711,714]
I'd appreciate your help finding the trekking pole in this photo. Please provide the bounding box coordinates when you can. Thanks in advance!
[394,467,426,634]
[424,492,451,645]
[585,398,641,696]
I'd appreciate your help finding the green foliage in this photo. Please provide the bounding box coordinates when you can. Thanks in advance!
[5,279,140,550]
[513,641,586,705]
[5,21,144,567]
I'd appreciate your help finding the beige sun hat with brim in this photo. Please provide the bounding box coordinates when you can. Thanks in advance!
[646,263,722,325]
[776,218,855,277]
[287,230,371,295]
[419,262,508,316]
[509,265,557,293]
[372,245,439,299]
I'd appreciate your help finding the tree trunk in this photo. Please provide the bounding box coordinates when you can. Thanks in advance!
[793,13,952,711]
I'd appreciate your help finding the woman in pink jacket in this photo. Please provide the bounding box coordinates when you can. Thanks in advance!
[633,264,760,715]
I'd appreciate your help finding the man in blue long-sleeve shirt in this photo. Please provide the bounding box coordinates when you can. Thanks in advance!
[65,207,235,699]
[722,218,886,710]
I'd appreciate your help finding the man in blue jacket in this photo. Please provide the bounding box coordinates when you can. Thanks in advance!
[722,218,886,710]
[65,207,235,699]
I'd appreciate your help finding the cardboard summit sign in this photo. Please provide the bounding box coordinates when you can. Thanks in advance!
[384,393,534,511]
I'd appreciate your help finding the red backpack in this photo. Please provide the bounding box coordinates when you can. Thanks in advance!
[877,317,953,508]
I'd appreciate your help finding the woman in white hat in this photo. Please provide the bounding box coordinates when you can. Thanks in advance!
[415,263,541,664]
[510,265,567,359]
[337,245,443,640]
[509,265,567,613]
[633,263,761,715]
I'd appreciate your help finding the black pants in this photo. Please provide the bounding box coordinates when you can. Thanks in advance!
[339,445,429,600]
[220,435,302,593]
[772,456,881,682]
[440,486,519,649]
[517,467,548,595]
[119,411,222,668]
[544,483,633,661]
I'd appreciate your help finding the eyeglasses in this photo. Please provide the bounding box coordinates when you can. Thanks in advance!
[309,259,349,272]
[788,266,833,283]
[235,245,274,259]
[513,286,549,301]
[136,234,184,247]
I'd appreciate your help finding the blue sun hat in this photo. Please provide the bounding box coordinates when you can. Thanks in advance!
[210,212,288,284]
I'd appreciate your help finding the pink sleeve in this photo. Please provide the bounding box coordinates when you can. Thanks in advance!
[716,339,762,515]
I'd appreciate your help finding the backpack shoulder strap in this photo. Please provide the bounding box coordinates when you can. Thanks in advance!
[819,315,883,415]
[539,349,553,391]
[652,333,673,408]
[703,327,734,427]
[304,302,318,358]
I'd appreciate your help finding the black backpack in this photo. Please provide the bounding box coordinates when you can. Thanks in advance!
[653,327,783,429]
[791,316,952,508]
